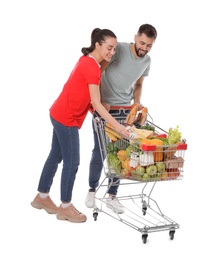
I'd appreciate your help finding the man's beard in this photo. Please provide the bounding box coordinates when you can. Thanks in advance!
[134,44,148,57]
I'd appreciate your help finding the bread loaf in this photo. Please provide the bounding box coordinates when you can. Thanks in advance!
[125,103,138,125]
[139,107,148,125]
[131,126,153,139]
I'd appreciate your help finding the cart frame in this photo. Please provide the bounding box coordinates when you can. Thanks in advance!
[92,110,186,244]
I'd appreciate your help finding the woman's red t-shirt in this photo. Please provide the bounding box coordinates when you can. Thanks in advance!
[50,55,101,128]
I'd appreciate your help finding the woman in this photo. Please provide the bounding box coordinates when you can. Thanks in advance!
[31,28,129,223]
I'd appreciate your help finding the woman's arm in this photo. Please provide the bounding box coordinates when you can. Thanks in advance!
[89,84,129,136]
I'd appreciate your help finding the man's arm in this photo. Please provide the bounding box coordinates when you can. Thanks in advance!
[133,76,145,110]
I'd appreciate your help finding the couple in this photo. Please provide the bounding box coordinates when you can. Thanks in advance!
[31,24,157,223]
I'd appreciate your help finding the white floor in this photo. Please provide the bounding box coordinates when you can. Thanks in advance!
[2,113,218,260]
[1,1,219,259]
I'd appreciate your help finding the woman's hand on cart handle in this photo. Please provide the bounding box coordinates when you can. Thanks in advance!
[115,122,130,137]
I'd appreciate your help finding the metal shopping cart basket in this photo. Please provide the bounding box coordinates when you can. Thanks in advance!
[92,109,187,244]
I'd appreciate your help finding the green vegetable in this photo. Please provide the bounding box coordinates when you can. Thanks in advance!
[157,137,169,145]
[126,144,140,158]
[168,125,182,145]
[140,124,155,131]
[107,153,121,174]
[106,143,118,154]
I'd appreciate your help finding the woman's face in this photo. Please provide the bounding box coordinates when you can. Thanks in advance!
[99,37,117,62]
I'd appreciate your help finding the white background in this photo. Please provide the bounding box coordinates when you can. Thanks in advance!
[1,0,218,259]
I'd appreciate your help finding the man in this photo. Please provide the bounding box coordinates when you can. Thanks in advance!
[85,24,157,214]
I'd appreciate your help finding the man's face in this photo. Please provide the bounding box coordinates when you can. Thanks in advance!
[134,34,155,57]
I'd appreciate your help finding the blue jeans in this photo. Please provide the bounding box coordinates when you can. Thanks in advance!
[37,116,80,203]
[88,110,129,195]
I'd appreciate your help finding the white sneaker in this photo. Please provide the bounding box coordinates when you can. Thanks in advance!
[85,190,95,208]
[106,196,124,214]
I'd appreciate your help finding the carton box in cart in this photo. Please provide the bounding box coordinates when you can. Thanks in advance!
[164,156,184,169]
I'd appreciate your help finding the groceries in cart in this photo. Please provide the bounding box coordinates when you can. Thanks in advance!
[103,104,187,182]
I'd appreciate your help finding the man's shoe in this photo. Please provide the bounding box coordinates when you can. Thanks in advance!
[106,196,124,214]
[57,204,87,223]
[31,194,59,214]
[85,190,95,208]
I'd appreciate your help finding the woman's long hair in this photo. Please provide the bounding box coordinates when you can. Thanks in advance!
[81,28,117,56]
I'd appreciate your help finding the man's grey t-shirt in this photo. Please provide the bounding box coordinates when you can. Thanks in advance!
[100,42,151,106]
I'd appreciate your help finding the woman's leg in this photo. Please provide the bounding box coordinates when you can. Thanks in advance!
[49,117,80,203]
[37,123,62,193]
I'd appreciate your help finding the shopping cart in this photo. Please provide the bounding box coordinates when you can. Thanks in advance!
[92,109,187,244]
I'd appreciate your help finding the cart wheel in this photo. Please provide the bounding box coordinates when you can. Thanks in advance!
[169,230,175,240]
[93,212,98,221]
[142,234,148,244]
[142,206,147,215]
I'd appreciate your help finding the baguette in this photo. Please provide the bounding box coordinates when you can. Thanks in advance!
[125,103,138,125]
[105,123,123,139]
[140,107,148,126]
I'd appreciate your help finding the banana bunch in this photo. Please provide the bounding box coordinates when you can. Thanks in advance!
[105,123,123,141]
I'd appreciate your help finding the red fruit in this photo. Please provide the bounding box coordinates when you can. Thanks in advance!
[167,168,180,179]
[125,171,132,178]
[157,134,167,138]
